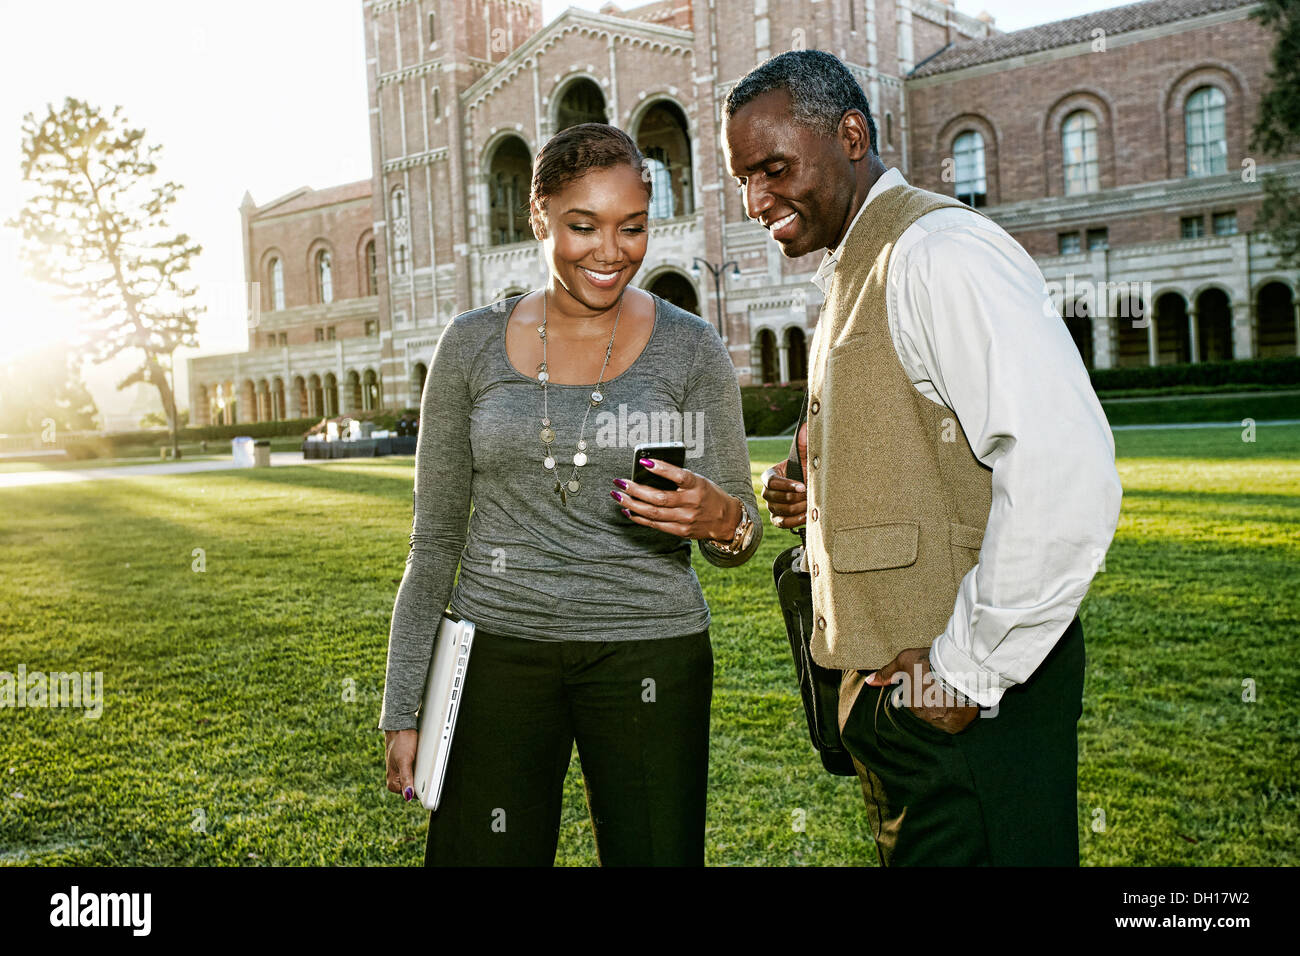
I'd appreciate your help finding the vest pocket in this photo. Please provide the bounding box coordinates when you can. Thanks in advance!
[830,521,919,572]
[948,522,984,587]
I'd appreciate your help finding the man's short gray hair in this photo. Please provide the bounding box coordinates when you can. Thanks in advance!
[724,50,878,155]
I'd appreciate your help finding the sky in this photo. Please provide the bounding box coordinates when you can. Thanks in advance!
[0,0,1117,425]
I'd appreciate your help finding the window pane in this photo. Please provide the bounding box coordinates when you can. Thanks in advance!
[1062,112,1099,195]
[1058,232,1081,254]
[954,131,986,206]
[1186,87,1227,178]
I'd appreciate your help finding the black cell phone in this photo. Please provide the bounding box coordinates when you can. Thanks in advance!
[632,442,686,492]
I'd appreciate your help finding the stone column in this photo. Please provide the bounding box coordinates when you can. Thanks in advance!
[1232,300,1254,359]
[1188,307,1199,364]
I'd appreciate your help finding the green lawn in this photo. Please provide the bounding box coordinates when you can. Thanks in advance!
[0,426,1296,866]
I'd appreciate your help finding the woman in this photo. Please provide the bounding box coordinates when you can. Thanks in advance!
[379,123,762,866]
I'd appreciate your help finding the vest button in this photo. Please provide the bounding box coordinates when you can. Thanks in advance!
[811,456,820,469]
[812,563,819,576]
[816,615,826,629]
[810,400,820,414]
[810,508,818,521]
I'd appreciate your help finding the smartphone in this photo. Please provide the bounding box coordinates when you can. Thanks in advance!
[632,442,686,492]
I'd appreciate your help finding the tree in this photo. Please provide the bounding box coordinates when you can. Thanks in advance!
[0,342,99,435]
[9,98,202,456]
[1251,0,1300,268]
[140,408,188,429]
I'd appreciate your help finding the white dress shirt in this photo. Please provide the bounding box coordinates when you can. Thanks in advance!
[808,167,1122,707]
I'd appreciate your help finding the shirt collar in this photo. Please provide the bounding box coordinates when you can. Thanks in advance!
[811,166,908,295]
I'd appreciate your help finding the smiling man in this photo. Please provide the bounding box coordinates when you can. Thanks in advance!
[723,50,1123,866]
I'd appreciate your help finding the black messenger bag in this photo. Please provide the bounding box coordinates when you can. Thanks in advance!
[772,391,857,777]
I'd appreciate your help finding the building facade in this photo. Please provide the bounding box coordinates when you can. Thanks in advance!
[189,0,1299,424]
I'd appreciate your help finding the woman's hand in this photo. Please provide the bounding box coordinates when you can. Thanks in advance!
[385,729,419,802]
[612,458,742,542]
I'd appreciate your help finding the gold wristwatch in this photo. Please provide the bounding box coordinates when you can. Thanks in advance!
[706,495,755,556]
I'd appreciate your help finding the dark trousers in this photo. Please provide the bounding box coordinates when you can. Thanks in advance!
[424,627,713,866]
[837,618,1086,866]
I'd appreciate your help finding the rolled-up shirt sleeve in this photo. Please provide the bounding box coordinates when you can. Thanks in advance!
[378,318,474,731]
[891,223,1123,707]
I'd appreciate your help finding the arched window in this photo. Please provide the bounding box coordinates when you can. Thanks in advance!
[645,147,674,219]
[1062,111,1100,196]
[953,131,987,208]
[885,112,894,151]
[1186,86,1227,177]
[391,187,406,221]
[395,243,408,276]
[317,251,333,304]
[432,86,441,120]
[365,240,377,295]
[269,257,284,311]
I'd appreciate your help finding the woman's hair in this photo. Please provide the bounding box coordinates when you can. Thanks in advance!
[529,123,651,233]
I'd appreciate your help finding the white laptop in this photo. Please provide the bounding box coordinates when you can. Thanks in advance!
[413,612,476,811]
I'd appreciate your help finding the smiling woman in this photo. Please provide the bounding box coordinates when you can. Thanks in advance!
[379,122,763,868]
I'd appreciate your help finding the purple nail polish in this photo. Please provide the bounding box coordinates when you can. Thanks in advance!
[610,490,623,502]
[403,786,413,801]
[639,458,655,468]
[613,478,628,489]
[622,508,631,518]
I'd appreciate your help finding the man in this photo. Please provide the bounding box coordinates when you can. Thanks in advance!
[722,50,1123,866]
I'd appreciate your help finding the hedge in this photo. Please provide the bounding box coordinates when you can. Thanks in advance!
[740,381,807,436]
[1090,357,1300,393]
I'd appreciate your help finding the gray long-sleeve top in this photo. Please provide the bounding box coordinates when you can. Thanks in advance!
[378,292,762,731]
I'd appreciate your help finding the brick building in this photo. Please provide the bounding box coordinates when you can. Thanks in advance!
[189,0,1299,424]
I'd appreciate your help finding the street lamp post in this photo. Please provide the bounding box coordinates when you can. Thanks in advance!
[691,257,740,340]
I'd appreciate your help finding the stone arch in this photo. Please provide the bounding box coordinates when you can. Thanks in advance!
[344,370,363,413]
[784,324,808,381]
[291,375,308,419]
[323,372,339,418]
[1154,290,1191,365]
[1256,281,1297,358]
[1194,286,1234,362]
[411,362,428,406]
[628,96,695,219]
[753,327,779,384]
[308,374,323,418]
[550,73,608,132]
[482,133,533,246]
[363,368,382,412]
[1113,293,1149,368]
[241,379,258,423]
[642,267,699,316]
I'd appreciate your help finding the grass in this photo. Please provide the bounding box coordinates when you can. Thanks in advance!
[0,426,1296,866]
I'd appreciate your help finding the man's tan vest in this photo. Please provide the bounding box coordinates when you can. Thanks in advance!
[805,183,994,671]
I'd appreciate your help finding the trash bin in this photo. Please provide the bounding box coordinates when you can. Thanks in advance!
[253,439,271,468]
[231,436,255,467]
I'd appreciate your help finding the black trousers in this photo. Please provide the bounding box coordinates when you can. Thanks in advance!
[424,627,713,866]
[838,618,1086,866]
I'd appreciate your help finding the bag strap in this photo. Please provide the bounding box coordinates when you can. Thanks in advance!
[786,387,809,484]
[784,388,809,544]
